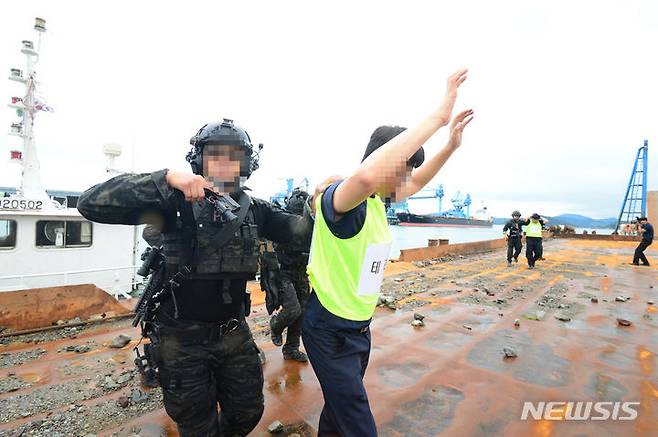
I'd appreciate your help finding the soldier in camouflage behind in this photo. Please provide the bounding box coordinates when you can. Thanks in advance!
[269,188,312,362]
[77,118,313,437]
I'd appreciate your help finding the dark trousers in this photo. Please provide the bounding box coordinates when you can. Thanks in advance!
[526,237,543,267]
[633,240,652,265]
[507,238,522,262]
[270,266,310,354]
[154,314,264,437]
[302,293,377,437]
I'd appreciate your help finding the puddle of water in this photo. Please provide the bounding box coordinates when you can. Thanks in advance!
[377,362,429,389]
[266,369,304,394]
[585,372,629,401]
[466,329,570,387]
[379,385,464,437]
[426,331,473,350]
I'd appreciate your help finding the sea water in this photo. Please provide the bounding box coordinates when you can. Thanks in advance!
[389,225,612,259]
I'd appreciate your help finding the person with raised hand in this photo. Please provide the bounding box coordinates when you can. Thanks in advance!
[303,69,473,437]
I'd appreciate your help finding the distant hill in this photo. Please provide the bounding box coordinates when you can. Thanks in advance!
[549,214,617,229]
[494,214,617,229]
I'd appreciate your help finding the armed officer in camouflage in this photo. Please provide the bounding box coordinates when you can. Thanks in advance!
[268,188,312,362]
[77,119,313,437]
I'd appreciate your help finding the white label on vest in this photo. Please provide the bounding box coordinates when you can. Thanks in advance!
[356,242,391,296]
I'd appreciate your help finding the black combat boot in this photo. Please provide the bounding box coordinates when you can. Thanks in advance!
[283,349,308,362]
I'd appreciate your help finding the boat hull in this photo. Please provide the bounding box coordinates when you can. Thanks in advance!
[396,212,493,227]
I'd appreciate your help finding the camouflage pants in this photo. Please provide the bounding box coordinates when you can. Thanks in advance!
[154,316,264,437]
[270,267,310,354]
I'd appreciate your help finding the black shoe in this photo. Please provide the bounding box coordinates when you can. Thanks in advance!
[269,317,283,347]
[528,265,535,269]
[642,263,651,267]
[514,258,519,263]
[630,262,640,266]
[283,350,308,362]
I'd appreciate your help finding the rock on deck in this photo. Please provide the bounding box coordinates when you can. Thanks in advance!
[0,239,656,436]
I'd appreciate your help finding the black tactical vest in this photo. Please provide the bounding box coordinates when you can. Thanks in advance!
[163,196,260,279]
[507,219,523,239]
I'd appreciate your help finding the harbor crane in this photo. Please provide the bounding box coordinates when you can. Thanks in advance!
[270,177,309,206]
[614,140,648,234]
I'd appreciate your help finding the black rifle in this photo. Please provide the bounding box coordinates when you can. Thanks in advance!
[132,248,190,387]
[204,188,241,224]
[132,238,194,326]
[131,246,165,327]
[145,266,192,321]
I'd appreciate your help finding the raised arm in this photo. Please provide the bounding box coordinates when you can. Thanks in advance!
[331,69,469,214]
[77,169,209,225]
[77,170,176,225]
[394,109,474,200]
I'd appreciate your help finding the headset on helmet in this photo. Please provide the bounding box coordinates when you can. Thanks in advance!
[186,118,263,177]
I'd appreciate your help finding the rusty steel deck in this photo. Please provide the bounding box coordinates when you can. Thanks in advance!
[0,239,656,436]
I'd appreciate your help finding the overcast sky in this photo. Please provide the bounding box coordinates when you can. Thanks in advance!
[2,1,657,218]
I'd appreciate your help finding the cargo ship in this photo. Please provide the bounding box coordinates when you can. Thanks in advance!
[395,211,494,227]
[388,187,493,227]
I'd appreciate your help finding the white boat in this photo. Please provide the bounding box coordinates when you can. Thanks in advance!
[0,18,141,304]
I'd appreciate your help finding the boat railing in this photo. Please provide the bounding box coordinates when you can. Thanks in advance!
[0,265,143,299]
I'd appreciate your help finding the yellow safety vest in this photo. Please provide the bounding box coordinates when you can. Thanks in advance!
[307,193,392,321]
[526,220,543,238]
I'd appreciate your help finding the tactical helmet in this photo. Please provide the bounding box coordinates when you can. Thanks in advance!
[186,118,261,177]
[512,210,521,217]
[284,188,309,215]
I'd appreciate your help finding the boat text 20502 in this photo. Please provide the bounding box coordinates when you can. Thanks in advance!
[0,199,44,210]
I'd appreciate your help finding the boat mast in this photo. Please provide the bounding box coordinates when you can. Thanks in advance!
[8,18,50,202]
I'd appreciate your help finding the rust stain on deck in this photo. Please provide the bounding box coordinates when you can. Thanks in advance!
[0,239,656,436]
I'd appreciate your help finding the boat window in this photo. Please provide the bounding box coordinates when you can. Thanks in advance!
[0,219,17,249]
[65,221,93,246]
[36,220,93,248]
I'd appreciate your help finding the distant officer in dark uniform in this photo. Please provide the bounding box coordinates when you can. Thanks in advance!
[520,213,548,269]
[269,188,312,362]
[503,210,523,266]
[77,119,312,437]
[632,216,653,266]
